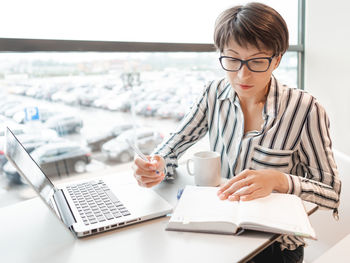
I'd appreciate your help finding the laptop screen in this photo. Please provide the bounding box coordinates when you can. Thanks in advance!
[4,127,56,206]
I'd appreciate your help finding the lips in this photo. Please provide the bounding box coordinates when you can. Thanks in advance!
[238,84,253,90]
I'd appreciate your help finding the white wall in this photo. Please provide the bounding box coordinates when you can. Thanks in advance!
[305,0,350,156]
[305,150,350,262]
[304,1,350,261]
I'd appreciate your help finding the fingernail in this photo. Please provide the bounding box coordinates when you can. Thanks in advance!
[219,194,226,199]
[228,195,236,201]
[156,170,159,174]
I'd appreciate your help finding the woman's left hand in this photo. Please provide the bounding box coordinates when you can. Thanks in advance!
[217,169,289,201]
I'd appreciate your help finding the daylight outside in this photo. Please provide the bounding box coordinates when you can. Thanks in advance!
[0,0,301,207]
[0,51,298,206]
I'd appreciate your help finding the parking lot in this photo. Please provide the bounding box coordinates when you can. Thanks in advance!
[0,74,210,207]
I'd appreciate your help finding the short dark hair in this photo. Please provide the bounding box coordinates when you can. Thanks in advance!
[214,2,289,55]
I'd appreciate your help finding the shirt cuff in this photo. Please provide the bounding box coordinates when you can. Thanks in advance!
[283,173,292,194]
[163,163,176,180]
[286,174,302,196]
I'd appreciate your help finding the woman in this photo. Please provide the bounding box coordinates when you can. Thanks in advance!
[132,2,341,262]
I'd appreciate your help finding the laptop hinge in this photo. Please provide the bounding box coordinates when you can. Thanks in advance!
[53,189,76,229]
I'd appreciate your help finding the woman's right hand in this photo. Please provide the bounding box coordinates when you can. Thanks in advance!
[132,155,166,188]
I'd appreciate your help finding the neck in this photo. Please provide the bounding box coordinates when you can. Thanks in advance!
[239,82,270,109]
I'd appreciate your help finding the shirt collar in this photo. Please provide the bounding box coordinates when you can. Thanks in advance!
[263,76,280,118]
[217,78,236,101]
[216,76,280,118]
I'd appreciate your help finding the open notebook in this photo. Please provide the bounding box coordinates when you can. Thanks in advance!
[166,186,316,239]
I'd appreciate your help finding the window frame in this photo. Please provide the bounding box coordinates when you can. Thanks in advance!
[0,0,305,89]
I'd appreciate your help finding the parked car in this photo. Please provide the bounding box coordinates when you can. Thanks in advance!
[7,85,29,95]
[37,85,60,100]
[0,100,22,115]
[172,103,190,121]
[0,129,60,170]
[44,114,83,135]
[4,103,37,118]
[101,128,164,162]
[0,122,28,137]
[155,102,181,119]
[3,141,91,184]
[79,87,103,107]
[86,123,135,152]
[25,85,41,97]
[51,86,75,102]
[106,91,132,112]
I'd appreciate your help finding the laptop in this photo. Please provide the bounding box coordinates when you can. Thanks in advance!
[4,127,172,237]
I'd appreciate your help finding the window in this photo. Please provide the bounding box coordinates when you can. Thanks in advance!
[0,0,305,207]
[1,0,299,44]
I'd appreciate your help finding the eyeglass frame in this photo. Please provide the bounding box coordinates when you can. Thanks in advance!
[219,55,276,73]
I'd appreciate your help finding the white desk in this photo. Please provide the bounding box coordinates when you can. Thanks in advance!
[0,167,317,263]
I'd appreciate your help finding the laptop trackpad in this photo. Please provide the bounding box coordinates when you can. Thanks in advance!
[107,183,172,219]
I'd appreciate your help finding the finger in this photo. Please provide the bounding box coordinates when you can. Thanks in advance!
[144,173,165,188]
[217,170,250,194]
[149,155,162,164]
[230,184,258,198]
[149,155,165,172]
[136,174,153,188]
[228,195,240,201]
[219,184,244,200]
[227,185,259,201]
[217,177,241,196]
[136,177,145,187]
[223,178,253,196]
[135,167,160,179]
[144,178,164,188]
[239,188,267,201]
[134,157,157,171]
[139,173,164,184]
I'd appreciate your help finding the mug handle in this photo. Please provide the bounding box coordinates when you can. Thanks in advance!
[186,159,194,175]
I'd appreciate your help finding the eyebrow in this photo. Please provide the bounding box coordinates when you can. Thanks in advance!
[225,49,268,57]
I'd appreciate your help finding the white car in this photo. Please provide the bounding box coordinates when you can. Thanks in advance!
[86,123,135,152]
[101,128,164,162]
[45,114,83,135]
[4,140,91,184]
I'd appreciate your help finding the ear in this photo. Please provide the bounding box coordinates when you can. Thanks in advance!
[273,54,282,70]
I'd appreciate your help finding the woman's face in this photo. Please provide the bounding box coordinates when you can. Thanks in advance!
[222,38,281,101]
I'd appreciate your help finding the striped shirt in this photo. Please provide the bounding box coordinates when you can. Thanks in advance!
[154,76,341,250]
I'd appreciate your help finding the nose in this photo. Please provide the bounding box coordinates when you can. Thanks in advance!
[237,63,251,79]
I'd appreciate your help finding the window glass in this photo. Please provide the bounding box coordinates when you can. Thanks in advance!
[0,50,297,206]
[274,51,298,88]
[0,0,301,207]
[1,0,299,44]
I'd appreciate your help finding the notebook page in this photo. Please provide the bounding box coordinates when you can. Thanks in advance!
[237,193,315,238]
[170,186,238,224]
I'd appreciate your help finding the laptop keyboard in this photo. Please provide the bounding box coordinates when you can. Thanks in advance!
[66,180,131,225]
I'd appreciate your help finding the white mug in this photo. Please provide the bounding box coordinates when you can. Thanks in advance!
[186,151,221,186]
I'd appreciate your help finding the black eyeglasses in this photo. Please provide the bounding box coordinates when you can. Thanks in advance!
[219,55,275,73]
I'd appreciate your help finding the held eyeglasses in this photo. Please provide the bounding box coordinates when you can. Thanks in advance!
[219,55,275,73]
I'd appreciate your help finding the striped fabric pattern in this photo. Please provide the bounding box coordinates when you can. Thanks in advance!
[154,76,341,250]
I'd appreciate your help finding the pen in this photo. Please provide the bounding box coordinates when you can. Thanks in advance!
[125,138,148,162]
[126,139,160,174]
[177,188,184,200]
